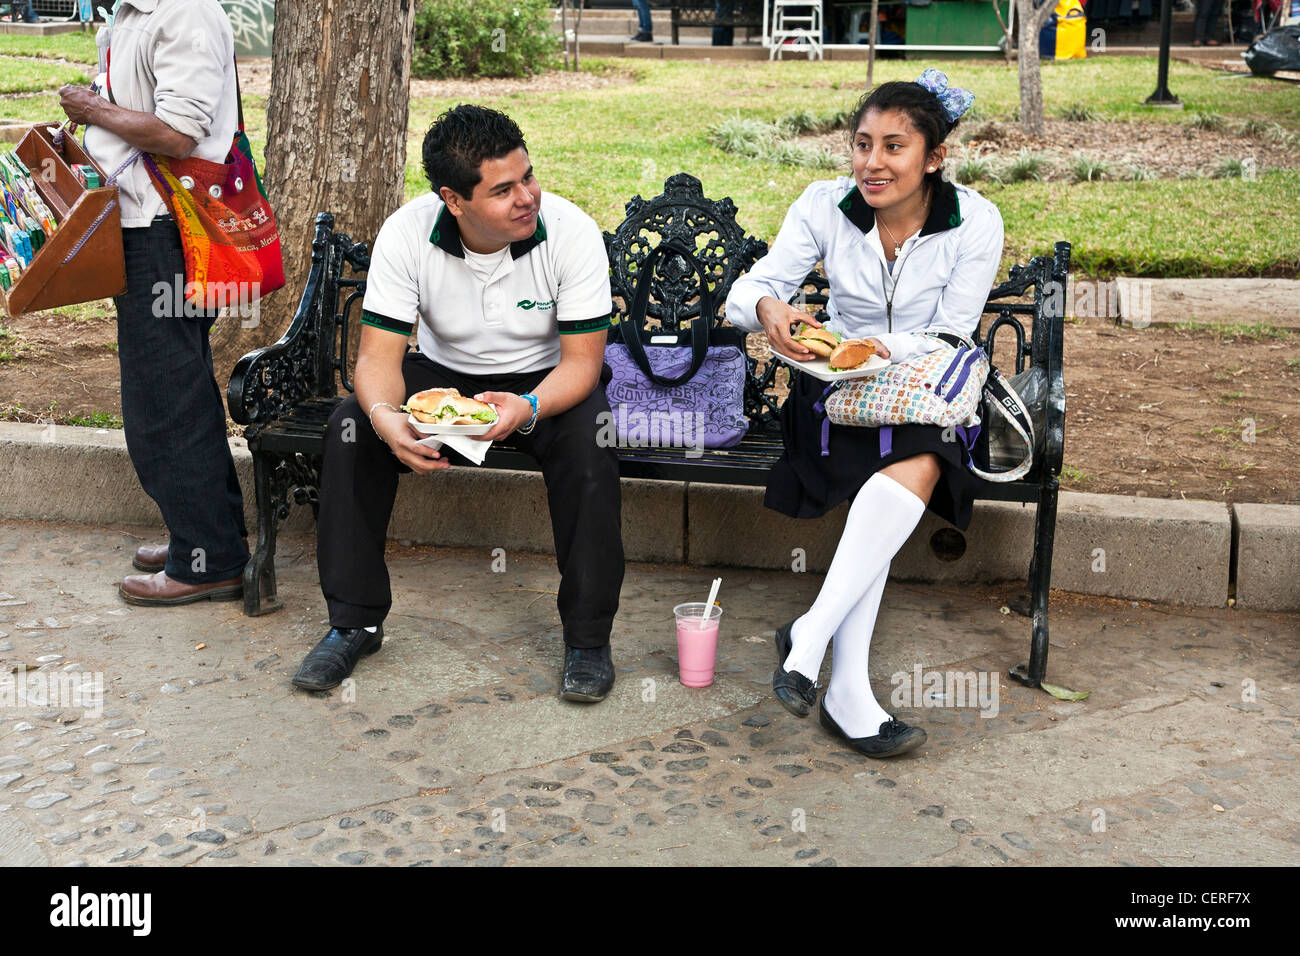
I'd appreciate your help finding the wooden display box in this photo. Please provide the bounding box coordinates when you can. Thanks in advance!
[1,123,125,316]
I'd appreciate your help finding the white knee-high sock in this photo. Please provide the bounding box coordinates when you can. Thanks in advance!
[823,570,893,737]
[783,471,925,681]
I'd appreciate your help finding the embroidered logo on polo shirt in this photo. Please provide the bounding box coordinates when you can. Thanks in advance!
[517,299,556,311]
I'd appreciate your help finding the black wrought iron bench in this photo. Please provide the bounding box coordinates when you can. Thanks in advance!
[228,172,1069,689]
[669,0,764,45]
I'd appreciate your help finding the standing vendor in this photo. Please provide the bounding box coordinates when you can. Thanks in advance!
[58,0,249,605]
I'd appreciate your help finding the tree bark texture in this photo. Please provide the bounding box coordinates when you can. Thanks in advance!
[211,0,417,391]
[1017,0,1058,139]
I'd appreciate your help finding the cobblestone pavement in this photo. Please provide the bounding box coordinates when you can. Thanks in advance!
[1,520,1296,866]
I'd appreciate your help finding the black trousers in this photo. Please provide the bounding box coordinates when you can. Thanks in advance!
[115,217,248,584]
[317,351,625,648]
[1194,0,1224,42]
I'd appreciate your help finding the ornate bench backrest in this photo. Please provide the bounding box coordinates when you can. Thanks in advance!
[604,173,767,333]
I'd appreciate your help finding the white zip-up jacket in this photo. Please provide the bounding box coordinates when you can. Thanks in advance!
[84,0,237,227]
[725,177,1005,366]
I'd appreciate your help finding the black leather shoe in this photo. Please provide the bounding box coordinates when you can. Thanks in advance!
[291,625,384,691]
[771,619,817,717]
[561,644,614,702]
[818,697,926,758]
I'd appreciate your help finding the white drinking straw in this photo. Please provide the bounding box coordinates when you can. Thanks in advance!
[700,577,722,629]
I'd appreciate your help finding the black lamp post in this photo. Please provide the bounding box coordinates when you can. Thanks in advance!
[1145,0,1181,105]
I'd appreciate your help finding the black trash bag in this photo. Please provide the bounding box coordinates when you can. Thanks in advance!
[984,365,1047,473]
[1244,25,1300,76]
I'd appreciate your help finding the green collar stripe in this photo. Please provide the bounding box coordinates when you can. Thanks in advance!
[428,204,548,260]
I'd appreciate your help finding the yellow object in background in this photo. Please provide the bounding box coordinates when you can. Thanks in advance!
[1054,0,1087,60]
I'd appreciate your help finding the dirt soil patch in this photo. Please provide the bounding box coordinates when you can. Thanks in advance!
[800,118,1300,180]
[4,300,1296,505]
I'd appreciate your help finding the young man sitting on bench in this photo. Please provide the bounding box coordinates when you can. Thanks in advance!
[293,105,623,703]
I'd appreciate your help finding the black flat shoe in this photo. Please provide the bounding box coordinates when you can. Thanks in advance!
[561,644,615,702]
[292,625,384,691]
[818,697,926,758]
[771,619,817,717]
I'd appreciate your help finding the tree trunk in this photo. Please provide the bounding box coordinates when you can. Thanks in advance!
[211,0,417,394]
[991,0,1015,65]
[1016,0,1057,139]
[866,0,879,89]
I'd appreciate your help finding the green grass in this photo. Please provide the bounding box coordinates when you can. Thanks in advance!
[0,325,23,362]
[0,32,97,64]
[0,90,61,124]
[1002,148,1049,183]
[0,59,91,95]
[956,154,997,185]
[706,114,837,169]
[1069,153,1108,183]
[1059,103,1097,122]
[986,171,1300,276]
[66,411,123,428]
[1188,110,1225,131]
[1173,320,1291,340]
[1062,464,1088,484]
[1213,157,1252,179]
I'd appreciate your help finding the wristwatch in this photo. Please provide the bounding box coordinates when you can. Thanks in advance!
[517,392,541,434]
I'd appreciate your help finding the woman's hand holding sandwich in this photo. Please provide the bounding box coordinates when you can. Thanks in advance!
[754,296,890,362]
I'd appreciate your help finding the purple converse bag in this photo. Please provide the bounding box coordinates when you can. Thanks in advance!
[603,238,748,450]
[603,343,748,450]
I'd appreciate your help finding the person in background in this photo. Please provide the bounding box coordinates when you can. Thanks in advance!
[1193,0,1225,44]
[713,1,734,45]
[631,0,653,41]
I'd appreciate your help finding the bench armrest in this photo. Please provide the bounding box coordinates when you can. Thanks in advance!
[227,212,369,431]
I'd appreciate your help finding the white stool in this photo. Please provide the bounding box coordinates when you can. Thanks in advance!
[770,0,824,60]
[842,3,873,44]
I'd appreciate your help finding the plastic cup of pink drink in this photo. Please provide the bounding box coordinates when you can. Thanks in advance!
[674,602,722,687]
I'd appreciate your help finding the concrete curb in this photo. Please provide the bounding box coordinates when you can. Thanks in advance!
[1,421,1295,610]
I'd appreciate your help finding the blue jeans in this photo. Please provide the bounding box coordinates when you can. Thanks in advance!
[115,218,248,584]
[633,0,652,33]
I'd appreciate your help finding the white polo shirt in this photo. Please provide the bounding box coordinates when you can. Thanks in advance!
[360,190,613,374]
[726,177,1004,366]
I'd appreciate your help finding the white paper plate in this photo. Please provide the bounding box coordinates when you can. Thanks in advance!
[772,351,891,383]
[407,413,495,436]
